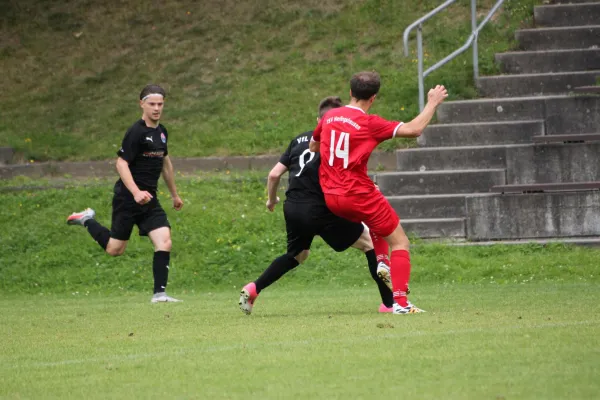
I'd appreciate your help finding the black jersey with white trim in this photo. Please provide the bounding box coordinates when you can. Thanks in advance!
[116,119,168,193]
[279,131,325,204]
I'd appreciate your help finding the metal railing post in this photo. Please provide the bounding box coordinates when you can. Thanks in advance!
[403,0,505,119]
[417,24,425,111]
[471,0,479,82]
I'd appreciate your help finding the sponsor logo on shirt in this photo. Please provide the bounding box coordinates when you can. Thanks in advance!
[146,136,154,142]
[325,116,361,130]
[142,151,165,158]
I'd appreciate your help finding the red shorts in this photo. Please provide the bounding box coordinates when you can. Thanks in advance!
[324,191,400,237]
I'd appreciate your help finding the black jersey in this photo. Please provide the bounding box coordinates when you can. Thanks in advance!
[116,119,168,193]
[279,131,325,205]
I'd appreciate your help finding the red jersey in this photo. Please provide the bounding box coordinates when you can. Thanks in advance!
[312,105,403,195]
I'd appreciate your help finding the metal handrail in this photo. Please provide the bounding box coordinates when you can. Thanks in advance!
[403,0,505,111]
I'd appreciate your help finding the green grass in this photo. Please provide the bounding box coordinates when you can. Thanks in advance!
[2,285,599,399]
[1,172,599,295]
[0,0,541,162]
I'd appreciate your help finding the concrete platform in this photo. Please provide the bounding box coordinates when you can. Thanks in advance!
[402,218,466,238]
[388,194,466,219]
[421,120,543,147]
[534,3,600,27]
[496,49,600,74]
[515,25,600,51]
[436,95,600,129]
[375,169,506,196]
[396,145,515,171]
[476,70,600,98]
[465,191,600,240]
[505,142,600,184]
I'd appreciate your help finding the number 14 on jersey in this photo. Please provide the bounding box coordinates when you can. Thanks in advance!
[329,130,349,169]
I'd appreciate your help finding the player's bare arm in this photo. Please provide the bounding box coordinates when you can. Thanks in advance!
[162,155,183,211]
[266,162,288,212]
[395,85,448,138]
[308,140,320,153]
[116,156,153,205]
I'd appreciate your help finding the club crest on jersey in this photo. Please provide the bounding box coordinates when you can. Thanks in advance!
[161,133,166,143]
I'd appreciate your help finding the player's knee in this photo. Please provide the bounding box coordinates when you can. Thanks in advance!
[295,250,310,264]
[158,238,172,252]
[106,247,125,257]
[390,235,410,251]
[353,231,373,253]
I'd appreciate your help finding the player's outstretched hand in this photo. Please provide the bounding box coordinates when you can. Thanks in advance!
[266,196,280,212]
[172,195,184,211]
[427,85,448,107]
[134,190,153,205]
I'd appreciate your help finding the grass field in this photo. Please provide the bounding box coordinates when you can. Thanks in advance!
[1,173,600,398]
[2,284,599,399]
[0,0,540,161]
[1,172,600,294]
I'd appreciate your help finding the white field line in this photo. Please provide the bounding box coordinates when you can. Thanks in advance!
[4,319,599,370]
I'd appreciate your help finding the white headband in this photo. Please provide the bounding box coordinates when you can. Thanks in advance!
[141,93,164,101]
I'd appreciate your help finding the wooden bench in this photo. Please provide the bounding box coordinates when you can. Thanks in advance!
[532,133,600,143]
[492,182,600,194]
[573,85,600,95]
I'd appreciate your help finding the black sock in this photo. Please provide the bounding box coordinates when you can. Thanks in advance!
[255,254,300,294]
[153,251,170,294]
[366,249,394,307]
[84,219,110,250]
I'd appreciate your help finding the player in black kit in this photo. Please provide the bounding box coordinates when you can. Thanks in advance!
[67,84,184,303]
[239,96,393,315]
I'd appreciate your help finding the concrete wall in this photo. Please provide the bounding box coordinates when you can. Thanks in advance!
[466,192,600,240]
[545,96,600,135]
[506,143,600,184]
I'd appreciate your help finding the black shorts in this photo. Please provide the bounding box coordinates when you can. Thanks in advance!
[283,200,364,257]
[110,191,170,241]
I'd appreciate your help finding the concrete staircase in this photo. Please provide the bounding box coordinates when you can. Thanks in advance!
[376,0,600,241]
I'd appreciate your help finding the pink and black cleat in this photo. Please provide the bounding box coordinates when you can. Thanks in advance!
[239,282,258,315]
[378,303,394,313]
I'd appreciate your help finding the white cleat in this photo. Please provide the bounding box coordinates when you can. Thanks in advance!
[393,302,425,314]
[376,262,392,291]
[66,208,96,226]
[151,292,182,303]
[376,262,410,294]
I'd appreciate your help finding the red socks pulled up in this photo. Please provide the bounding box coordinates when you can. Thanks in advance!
[390,249,411,307]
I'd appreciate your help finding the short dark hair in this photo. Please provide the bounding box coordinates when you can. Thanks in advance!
[350,71,380,100]
[318,96,343,118]
[139,84,166,100]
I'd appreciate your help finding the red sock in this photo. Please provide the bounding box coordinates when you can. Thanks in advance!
[390,249,411,307]
[370,231,389,265]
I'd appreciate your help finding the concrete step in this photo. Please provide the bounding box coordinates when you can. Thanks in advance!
[546,0,600,4]
[388,194,466,219]
[477,70,600,97]
[434,237,600,247]
[534,3,600,27]
[397,145,516,171]
[421,120,544,147]
[506,142,600,184]
[516,25,600,51]
[0,147,14,165]
[436,95,600,133]
[466,191,600,240]
[496,49,600,74]
[402,218,466,239]
[375,169,506,196]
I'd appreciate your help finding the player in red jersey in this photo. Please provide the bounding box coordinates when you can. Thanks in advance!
[309,71,447,314]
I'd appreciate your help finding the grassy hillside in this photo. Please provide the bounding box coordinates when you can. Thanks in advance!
[0,0,539,162]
